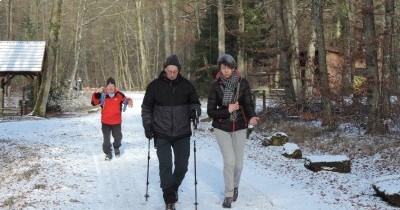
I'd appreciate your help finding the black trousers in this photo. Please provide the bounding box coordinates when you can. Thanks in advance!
[156,137,190,204]
[101,123,122,154]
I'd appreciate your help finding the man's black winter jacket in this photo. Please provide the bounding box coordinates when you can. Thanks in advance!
[141,72,201,140]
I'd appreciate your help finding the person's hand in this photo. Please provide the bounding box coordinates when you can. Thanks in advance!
[249,117,260,126]
[127,99,133,108]
[144,124,154,139]
[228,102,239,113]
[190,109,198,121]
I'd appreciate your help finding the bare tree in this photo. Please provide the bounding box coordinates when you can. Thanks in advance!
[236,0,245,75]
[33,0,63,117]
[381,0,395,116]
[275,0,296,105]
[340,0,354,96]
[312,0,334,126]
[162,0,172,56]
[135,0,149,89]
[67,0,121,98]
[305,29,316,100]
[287,0,301,96]
[217,0,225,54]
[7,0,13,40]
[362,0,387,134]
[195,0,208,66]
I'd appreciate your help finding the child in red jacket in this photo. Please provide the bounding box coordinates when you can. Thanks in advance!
[91,77,133,160]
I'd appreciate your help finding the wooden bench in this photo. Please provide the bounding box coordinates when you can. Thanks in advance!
[268,88,285,99]
[0,107,22,116]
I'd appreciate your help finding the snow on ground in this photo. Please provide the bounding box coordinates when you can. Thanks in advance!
[0,92,398,210]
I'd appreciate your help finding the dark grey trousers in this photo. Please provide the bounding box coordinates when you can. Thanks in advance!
[156,137,190,203]
[101,123,122,154]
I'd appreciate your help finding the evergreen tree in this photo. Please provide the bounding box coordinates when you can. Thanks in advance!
[19,12,36,41]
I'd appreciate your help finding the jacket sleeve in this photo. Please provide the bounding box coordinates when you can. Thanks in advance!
[239,79,256,119]
[207,82,230,119]
[91,92,101,106]
[141,84,155,128]
[188,81,202,117]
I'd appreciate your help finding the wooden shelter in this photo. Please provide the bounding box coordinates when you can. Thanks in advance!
[0,41,45,115]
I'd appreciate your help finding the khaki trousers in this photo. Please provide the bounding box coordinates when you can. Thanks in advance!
[214,128,247,197]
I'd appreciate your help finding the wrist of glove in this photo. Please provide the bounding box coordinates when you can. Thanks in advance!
[94,92,102,99]
[190,109,200,120]
[144,124,154,139]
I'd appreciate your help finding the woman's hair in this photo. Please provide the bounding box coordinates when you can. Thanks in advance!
[217,54,236,70]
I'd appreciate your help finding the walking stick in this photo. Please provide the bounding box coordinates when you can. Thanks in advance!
[192,110,199,209]
[144,137,151,201]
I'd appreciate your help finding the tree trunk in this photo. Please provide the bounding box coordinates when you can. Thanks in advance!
[381,0,395,117]
[362,0,387,134]
[162,0,171,56]
[217,0,225,54]
[135,0,148,90]
[312,0,334,127]
[171,0,177,54]
[33,0,63,117]
[392,4,399,92]
[68,0,86,99]
[305,29,316,100]
[7,0,13,40]
[287,0,301,96]
[275,0,296,105]
[237,0,246,76]
[195,0,208,66]
[341,0,354,96]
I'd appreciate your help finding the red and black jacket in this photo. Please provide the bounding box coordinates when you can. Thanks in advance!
[91,90,129,125]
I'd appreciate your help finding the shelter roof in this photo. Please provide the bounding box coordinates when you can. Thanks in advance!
[0,41,45,73]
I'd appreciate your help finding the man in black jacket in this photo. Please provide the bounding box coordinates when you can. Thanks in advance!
[141,54,201,210]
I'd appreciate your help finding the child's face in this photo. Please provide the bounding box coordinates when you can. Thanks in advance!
[106,83,115,93]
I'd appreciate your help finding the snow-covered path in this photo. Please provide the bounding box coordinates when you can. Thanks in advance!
[0,92,396,210]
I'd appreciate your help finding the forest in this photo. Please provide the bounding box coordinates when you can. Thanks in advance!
[1,0,400,135]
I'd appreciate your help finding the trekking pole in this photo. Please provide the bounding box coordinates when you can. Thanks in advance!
[144,137,151,201]
[192,110,199,209]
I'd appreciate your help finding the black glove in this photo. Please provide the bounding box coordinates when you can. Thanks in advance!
[190,109,199,128]
[94,92,102,99]
[144,124,154,139]
[190,109,198,121]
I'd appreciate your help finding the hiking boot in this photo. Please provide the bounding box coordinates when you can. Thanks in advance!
[165,203,175,210]
[233,187,238,201]
[114,148,120,157]
[105,153,112,161]
[222,197,232,208]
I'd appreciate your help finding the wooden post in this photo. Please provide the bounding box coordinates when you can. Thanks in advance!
[0,78,4,116]
[262,90,266,111]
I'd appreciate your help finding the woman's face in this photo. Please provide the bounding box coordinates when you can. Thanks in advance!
[220,64,233,79]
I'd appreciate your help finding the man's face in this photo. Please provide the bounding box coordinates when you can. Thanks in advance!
[165,65,179,80]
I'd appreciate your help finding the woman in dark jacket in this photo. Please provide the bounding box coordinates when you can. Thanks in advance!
[207,54,259,208]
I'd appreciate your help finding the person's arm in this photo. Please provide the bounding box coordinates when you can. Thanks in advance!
[240,79,259,126]
[188,82,202,118]
[141,84,155,129]
[91,88,103,106]
[207,82,230,119]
